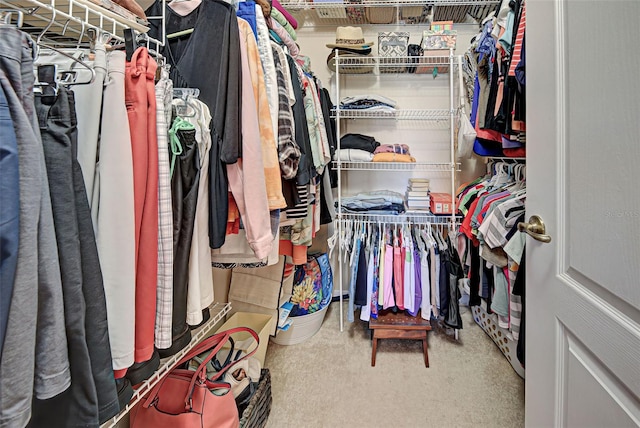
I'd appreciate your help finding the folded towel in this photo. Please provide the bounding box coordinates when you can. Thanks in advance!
[372,153,416,163]
[334,149,374,162]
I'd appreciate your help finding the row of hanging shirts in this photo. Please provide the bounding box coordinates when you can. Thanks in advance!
[455,159,527,366]
[338,219,464,330]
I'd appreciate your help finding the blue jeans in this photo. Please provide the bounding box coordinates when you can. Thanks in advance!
[0,81,19,356]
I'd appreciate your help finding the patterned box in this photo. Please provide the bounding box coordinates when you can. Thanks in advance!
[378,31,410,73]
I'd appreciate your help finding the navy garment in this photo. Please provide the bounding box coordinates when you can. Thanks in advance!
[468,242,481,307]
[236,0,257,37]
[514,248,526,366]
[438,246,450,319]
[0,83,19,355]
[354,244,368,306]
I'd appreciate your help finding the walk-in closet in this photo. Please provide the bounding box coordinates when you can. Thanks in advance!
[0,0,638,427]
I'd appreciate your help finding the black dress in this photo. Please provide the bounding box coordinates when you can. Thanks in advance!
[147,0,242,250]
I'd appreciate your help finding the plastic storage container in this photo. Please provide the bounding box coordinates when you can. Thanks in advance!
[269,303,329,346]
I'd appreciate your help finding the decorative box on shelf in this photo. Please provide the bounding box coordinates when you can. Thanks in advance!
[416,26,456,75]
[378,31,410,73]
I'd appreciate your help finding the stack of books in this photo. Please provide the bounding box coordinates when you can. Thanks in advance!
[405,178,430,211]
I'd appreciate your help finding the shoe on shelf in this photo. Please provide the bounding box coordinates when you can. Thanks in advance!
[126,349,161,386]
[157,326,192,359]
[116,377,134,412]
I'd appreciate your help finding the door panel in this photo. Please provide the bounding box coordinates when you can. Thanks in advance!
[564,331,640,427]
[564,0,640,307]
[527,0,640,426]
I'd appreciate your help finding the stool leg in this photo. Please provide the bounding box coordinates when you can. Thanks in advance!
[372,337,378,367]
[422,336,429,368]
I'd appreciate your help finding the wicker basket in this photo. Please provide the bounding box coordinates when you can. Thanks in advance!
[239,369,272,428]
[365,7,395,24]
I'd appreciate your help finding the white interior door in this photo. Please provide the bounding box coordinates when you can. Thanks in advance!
[527,1,640,426]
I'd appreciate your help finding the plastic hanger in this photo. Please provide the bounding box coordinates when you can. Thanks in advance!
[34,12,96,88]
[0,9,24,27]
[173,88,200,117]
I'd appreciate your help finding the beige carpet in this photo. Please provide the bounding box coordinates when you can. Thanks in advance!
[264,302,524,428]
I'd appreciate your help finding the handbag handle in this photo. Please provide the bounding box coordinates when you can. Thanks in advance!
[142,327,260,411]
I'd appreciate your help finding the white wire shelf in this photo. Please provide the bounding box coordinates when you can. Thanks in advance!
[0,0,150,42]
[333,160,459,171]
[279,0,498,25]
[101,302,231,428]
[335,55,452,68]
[338,211,460,225]
[282,0,499,9]
[333,108,451,121]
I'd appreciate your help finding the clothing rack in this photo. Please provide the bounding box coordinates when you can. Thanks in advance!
[457,157,526,377]
[0,3,238,427]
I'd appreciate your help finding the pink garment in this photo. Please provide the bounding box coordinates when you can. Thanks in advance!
[125,47,158,363]
[269,18,299,57]
[272,0,298,29]
[226,24,274,260]
[393,242,405,310]
[383,244,395,309]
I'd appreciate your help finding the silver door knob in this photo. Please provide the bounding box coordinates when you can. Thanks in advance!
[517,215,552,243]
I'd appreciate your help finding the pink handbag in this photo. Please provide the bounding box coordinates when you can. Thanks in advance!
[130,327,259,428]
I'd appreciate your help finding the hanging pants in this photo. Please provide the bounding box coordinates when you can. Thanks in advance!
[30,88,102,427]
[0,83,19,357]
[32,45,119,422]
[161,127,200,357]
[0,28,70,428]
[96,51,137,372]
[154,73,174,350]
[125,47,159,363]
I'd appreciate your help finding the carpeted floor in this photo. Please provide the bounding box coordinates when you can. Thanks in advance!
[264,301,524,428]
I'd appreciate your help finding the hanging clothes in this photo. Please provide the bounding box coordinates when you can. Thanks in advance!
[147,0,242,250]
[0,81,18,357]
[0,28,70,428]
[183,97,214,327]
[125,47,159,365]
[154,68,174,350]
[161,118,200,358]
[95,50,137,372]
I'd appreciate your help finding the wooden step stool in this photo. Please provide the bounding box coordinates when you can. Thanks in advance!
[369,311,432,367]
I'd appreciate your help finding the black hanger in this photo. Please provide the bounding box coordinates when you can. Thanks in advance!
[124,28,136,61]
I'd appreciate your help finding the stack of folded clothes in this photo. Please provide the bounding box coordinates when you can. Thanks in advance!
[339,190,405,215]
[339,94,397,114]
[372,143,415,162]
[334,135,416,163]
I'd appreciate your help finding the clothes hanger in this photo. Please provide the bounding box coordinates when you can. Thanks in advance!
[0,9,24,27]
[34,10,96,89]
[173,88,200,117]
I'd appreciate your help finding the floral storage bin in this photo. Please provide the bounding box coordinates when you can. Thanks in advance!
[421,29,457,50]
[271,253,333,345]
[416,29,456,75]
[378,31,410,73]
